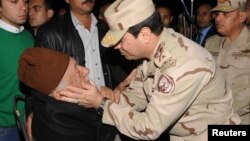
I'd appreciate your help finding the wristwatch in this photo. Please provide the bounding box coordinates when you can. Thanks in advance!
[97,97,108,116]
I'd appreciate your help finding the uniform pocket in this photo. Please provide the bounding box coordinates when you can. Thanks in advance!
[229,52,250,70]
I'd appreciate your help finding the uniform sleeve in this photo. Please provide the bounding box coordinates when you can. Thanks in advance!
[117,68,148,111]
[102,60,213,140]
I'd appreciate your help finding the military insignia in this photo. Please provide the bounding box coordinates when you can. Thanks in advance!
[102,35,115,47]
[157,75,175,94]
[164,57,177,69]
[134,77,143,82]
[154,41,172,67]
[221,7,232,11]
[219,0,231,5]
[154,42,165,62]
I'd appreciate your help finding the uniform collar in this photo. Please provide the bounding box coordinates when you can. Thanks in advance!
[141,28,173,79]
[0,19,24,33]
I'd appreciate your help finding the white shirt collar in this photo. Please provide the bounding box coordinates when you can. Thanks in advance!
[0,19,24,33]
[71,12,97,28]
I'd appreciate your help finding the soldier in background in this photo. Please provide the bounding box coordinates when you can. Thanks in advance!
[246,0,250,30]
[205,0,250,124]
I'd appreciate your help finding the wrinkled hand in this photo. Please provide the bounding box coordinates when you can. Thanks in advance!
[59,81,103,109]
[26,113,33,141]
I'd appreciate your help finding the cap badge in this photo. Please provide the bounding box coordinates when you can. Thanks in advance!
[219,0,232,5]
[102,35,115,47]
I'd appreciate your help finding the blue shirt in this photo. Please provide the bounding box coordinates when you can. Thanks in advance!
[197,25,213,45]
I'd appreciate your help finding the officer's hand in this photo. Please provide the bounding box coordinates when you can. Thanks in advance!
[100,86,116,101]
[59,81,103,109]
[115,69,137,92]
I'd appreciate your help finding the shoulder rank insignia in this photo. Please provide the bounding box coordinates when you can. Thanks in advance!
[154,42,171,67]
[154,42,165,61]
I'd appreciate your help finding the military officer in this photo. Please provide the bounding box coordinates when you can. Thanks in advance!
[246,0,250,30]
[205,0,250,124]
[57,0,241,140]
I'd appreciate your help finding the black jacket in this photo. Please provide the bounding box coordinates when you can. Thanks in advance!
[35,12,113,88]
[30,12,117,141]
[31,90,117,141]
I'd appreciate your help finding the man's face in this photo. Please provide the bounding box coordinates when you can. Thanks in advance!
[62,58,89,88]
[28,0,52,28]
[65,0,95,15]
[157,7,173,28]
[0,0,28,28]
[196,4,214,29]
[213,10,245,37]
[114,31,150,60]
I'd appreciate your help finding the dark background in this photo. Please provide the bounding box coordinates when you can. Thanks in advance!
[94,0,217,16]
[52,0,218,18]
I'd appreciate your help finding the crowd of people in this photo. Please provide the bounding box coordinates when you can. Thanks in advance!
[0,0,249,141]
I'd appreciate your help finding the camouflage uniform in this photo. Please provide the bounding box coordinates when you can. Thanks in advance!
[205,26,250,124]
[102,28,241,141]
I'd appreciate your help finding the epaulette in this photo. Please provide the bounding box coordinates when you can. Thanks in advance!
[154,41,171,67]
[206,34,218,41]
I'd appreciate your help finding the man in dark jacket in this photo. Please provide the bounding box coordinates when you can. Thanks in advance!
[25,0,118,141]
[18,48,115,141]
[194,2,217,47]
